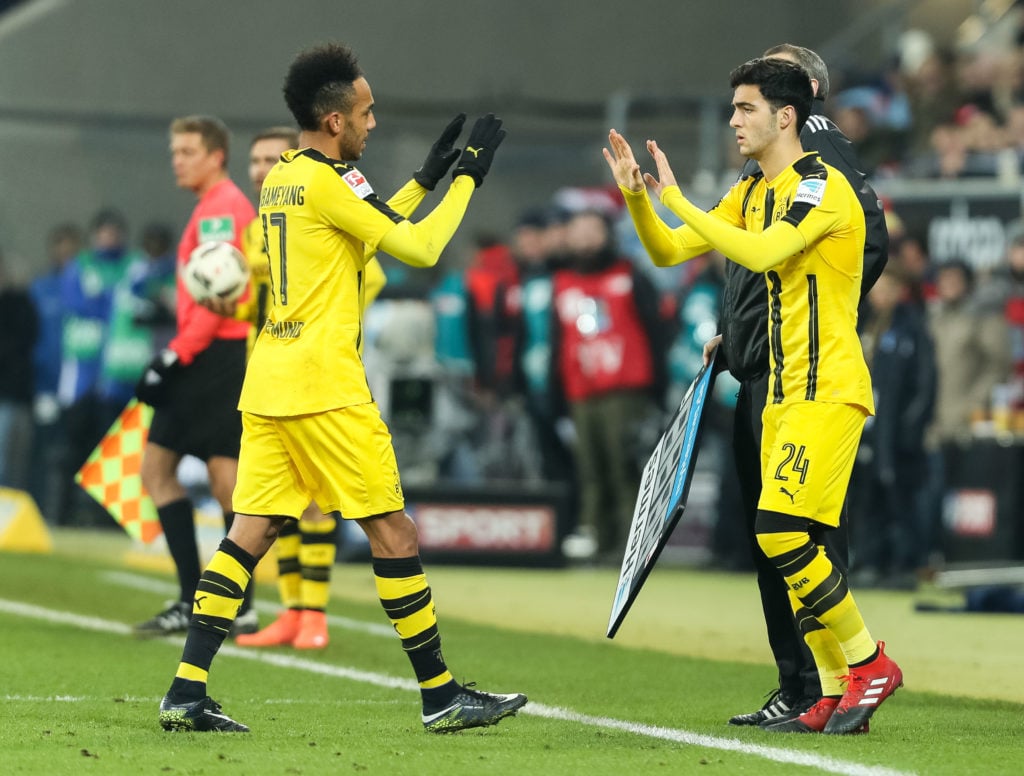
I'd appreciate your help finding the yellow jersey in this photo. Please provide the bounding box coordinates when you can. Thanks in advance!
[238,214,386,354]
[622,152,873,413]
[240,149,409,416]
[239,217,273,337]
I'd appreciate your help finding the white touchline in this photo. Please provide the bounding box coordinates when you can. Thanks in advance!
[0,598,914,776]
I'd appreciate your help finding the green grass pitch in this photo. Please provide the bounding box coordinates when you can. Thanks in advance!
[1,529,1022,775]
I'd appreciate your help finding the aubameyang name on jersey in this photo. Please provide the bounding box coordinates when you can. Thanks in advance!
[263,319,305,339]
[260,185,305,207]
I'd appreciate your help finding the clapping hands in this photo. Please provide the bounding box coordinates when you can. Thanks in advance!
[602,129,679,198]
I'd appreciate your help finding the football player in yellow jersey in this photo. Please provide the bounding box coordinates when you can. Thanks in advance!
[158,41,526,735]
[208,126,391,650]
[234,125,388,650]
[605,57,902,735]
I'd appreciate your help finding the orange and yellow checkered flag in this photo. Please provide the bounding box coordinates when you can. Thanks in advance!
[75,398,162,543]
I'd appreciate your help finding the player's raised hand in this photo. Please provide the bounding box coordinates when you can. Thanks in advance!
[602,129,644,192]
[414,113,466,190]
[643,139,678,198]
[452,114,506,188]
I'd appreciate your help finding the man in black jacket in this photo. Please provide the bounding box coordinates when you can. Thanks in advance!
[850,265,936,589]
[711,44,890,728]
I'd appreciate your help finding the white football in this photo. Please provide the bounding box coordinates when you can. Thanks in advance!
[182,241,250,303]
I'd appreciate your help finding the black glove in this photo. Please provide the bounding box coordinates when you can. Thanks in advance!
[135,348,181,408]
[413,113,466,190]
[452,113,506,188]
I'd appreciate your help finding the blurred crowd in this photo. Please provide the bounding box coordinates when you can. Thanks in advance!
[0,212,177,528]
[3,172,1024,585]
[825,15,1024,180]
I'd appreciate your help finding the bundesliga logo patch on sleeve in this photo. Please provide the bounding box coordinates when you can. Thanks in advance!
[198,216,236,243]
[342,168,374,199]
[794,178,826,206]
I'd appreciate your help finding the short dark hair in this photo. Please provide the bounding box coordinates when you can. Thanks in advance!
[763,43,830,100]
[90,207,127,234]
[170,115,231,165]
[141,222,175,256]
[251,125,300,148]
[938,258,975,290]
[729,57,814,133]
[283,43,364,131]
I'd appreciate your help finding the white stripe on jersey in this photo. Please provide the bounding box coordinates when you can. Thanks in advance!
[804,115,831,133]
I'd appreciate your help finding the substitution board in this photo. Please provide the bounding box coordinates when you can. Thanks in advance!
[607,353,717,638]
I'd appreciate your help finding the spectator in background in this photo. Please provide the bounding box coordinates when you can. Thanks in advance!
[28,222,82,519]
[101,239,160,412]
[465,237,521,403]
[55,208,138,526]
[427,244,492,485]
[891,230,937,309]
[551,209,667,561]
[899,34,961,160]
[513,206,576,497]
[851,266,937,589]
[464,237,530,479]
[928,259,1010,445]
[829,83,909,176]
[925,258,1011,571]
[130,222,178,352]
[911,108,1005,179]
[0,249,38,490]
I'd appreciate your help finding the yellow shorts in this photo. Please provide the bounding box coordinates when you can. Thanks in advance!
[233,402,405,520]
[757,401,867,527]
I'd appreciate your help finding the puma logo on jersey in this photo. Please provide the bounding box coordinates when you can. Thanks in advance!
[465,146,483,158]
[193,595,207,611]
[779,486,800,503]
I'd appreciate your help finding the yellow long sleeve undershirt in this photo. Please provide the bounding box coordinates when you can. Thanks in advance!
[620,184,807,273]
[362,178,430,264]
[386,178,430,218]
[378,174,475,268]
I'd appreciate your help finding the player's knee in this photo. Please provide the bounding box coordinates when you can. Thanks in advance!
[358,510,418,557]
[754,509,812,561]
[226,514,287,559]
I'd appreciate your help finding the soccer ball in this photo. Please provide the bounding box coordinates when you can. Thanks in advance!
[181,241,250,303]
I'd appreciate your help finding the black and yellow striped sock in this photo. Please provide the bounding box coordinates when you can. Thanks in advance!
[167,538,257,703]
[223,511,255,615]
[756,511,875,667]
[792,599,847,697]
[373,556,456,706]
[276,519,302,610]
[299,515,337,611]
